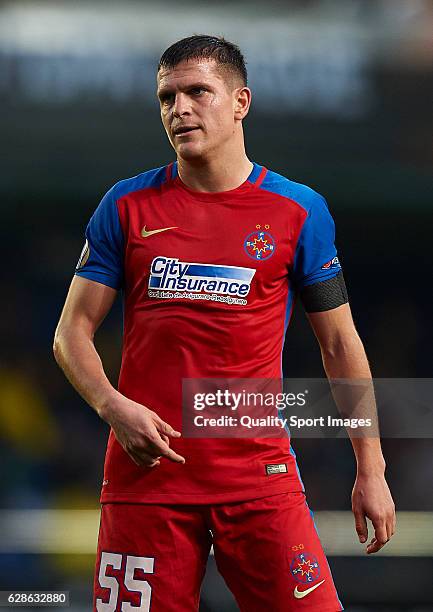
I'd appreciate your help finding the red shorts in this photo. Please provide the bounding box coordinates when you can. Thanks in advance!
[94,492,343,611]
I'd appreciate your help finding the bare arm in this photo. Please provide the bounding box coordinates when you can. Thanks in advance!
[53,275,185,467]
[307,303,395,554]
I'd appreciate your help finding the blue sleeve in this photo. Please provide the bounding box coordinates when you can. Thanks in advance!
[292,195,342,289]
[74,187,124,290]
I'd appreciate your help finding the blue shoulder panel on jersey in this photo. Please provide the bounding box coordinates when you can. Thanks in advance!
[260,169,322,214]
[259,169,342,289]
[110,165,168,201]
[75,165,169,290]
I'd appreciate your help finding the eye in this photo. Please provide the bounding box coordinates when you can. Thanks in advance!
[159,93,174,104]
[189,87,206,96]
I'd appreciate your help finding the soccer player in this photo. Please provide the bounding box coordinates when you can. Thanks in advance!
[53,35,395,611]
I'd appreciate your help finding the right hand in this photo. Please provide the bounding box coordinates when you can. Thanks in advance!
[100,393,185,468]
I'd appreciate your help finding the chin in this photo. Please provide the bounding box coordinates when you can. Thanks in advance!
[176,143,207,161]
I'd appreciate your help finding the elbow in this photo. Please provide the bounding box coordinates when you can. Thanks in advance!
[53,327,62,365]
[53,324,69,366]
[53,321,92,365]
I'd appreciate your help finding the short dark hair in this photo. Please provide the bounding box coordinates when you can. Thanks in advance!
[158,35,247,86]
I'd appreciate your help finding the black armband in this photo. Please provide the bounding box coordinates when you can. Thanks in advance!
[300,270,348,313]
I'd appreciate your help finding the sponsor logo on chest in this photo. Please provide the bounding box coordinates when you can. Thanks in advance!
[148,256,256,306]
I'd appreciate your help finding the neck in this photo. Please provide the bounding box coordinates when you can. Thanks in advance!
[177,143,253,193]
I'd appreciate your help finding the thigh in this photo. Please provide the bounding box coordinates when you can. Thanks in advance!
[210,492,343,612]
[94,503,212,612]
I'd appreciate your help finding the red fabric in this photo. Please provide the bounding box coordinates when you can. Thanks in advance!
[100,171,307,504]
[94,493,342,611]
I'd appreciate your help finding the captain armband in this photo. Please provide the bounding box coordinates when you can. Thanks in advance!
[300,270,348,313]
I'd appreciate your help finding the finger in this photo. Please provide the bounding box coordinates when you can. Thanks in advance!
[146,434,185,463]
[160,446,185,463]
[366,537,383,554]
[128,449,161,468]
[387,511,396,540]
[143,452,162,465]
[367,521,388,554]
[137,455,161,468]
[385,516,392,541]
[140,455,161,468]
[373,520,388,547]
[366,537,378,554]
[353,510,368,543]
[155,419,182,438]
[160,433,170,445]
[127,451,141,467]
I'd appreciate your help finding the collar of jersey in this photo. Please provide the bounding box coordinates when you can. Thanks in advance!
[170,161,266,202]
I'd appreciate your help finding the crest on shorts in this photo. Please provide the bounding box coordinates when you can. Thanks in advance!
[244,224,275,261]
[290,552,321,584]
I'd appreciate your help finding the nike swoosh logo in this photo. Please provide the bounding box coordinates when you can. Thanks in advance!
[294,579,325,599]
[141,225,177,238]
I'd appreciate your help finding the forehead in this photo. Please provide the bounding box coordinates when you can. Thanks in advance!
[157,59,227,91]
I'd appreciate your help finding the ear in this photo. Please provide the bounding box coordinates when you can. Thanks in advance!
[234,87,252,120]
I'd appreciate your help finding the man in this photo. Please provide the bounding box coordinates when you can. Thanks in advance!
[53,35,395,611]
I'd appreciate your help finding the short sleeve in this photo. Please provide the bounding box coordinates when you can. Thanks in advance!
[74,188,124,290]
[292,195,342,290]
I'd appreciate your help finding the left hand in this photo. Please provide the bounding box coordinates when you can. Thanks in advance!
[351,472,396,554]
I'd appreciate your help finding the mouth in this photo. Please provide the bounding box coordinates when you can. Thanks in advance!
[172,126,200,136]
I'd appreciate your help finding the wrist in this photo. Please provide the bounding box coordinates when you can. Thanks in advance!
[95,388,122,424]
[352,437,385,477]
[356,456,386,478]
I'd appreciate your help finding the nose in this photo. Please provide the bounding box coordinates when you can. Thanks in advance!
[172,92,191,118]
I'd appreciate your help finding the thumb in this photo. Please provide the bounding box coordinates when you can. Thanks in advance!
[354,510,368,543]
[156,419,181,438]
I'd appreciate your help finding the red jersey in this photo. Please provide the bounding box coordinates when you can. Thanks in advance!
[75,162,341,504]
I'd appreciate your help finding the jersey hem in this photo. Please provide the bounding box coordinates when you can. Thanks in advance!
[100,480,304,505]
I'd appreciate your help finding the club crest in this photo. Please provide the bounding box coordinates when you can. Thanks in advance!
[244,225,275,261]
[290,552,321,584]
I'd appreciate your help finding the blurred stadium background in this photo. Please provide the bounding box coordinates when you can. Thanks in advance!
[1,0,432,610]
